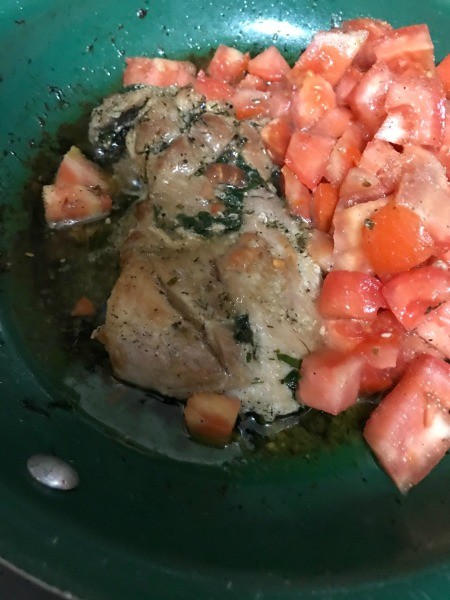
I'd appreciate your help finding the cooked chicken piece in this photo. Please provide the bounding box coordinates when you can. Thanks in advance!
[93,85,323,420]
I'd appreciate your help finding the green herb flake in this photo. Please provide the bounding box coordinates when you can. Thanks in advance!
[233,313,254,345]
[276,352,301,369]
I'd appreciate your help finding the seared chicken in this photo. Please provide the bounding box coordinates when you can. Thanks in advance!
[92,85,322,420]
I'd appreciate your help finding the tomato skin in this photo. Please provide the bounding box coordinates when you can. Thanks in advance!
[247,46,290,82]
[297,350,365,415]
[123,57,196,87]
[318,270,386,321]
[260,117,292,166]
[373,24,435,72]
[184,392,241,447]
[207,45,249,84]
[193,70,234,101]
[290,73,336,130]
[381,266,450,331]
[285,131,335,190]
[281,165,312,221]
[362,202,435,276]
[364,354,450,492]
[290,30,369,87]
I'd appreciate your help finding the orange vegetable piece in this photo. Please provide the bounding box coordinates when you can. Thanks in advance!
[184,392,241,447]
[311,183,339,232]
[361,202,435,276]
[71,296,96,317]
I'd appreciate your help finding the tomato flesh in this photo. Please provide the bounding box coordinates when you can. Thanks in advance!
[123,57,196,87]
[184,392,241,447]
[285,131,335,190]
[364,355,450,492]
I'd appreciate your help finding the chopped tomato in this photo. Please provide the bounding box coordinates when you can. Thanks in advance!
[415,301,450,359]
[297,349,365,415]
[267,79,292,118]
[373,24,435,73]
[324,318,373,352]
[436,101,450,178]
[193,70,234,101]
[55,146,110,191]
[318,270,385,321]
[260,117,292,166]
[43,184,112,226]
[247,46,290,82]
[207,45,249,84]
[311,107,354,139]
[311,182,339,232]
[184,392,241,447]
[71,296,96,317]
[205,163,247,188]
[324,123,365,186]
[375,74,445,148]
[364,355,450,492]
[437,54,450,97]
[290,30,369,87]
[381,266,450,331]
[333,198,389,272]
[341,18,393,70]
[334,66,364,107]
[350,61,394,134]
[290,72,336,130]
[362,202,435,276]
[231,87,270,120]
[123,57,196,87]
[281,165,312,221]
[236,73,267,91]
[357,139,403,196]
[395,147,450,248]
[306,230,334,272]
[339,167,385,208]
[285,131,335,190]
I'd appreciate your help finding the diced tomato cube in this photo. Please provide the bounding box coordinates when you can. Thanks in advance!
[260,117,292,166]
[247,46,290,82]
[362,201,435,276]
[395,146,450,248]
[339,167,386,208]
[267,79,293,118]
[334,66,364,107]
[297,349,365,415]
[290,30,369,87]
[373,24,435,72]
[231,87,271,120]
[324,318,373,352]
[123,57,196,87]
[357,139,403,196]
[285,131,335,190]
[350,61,394,134]
[333,198,389,272]
[306,230,334,272]
[341,18,393,70]
[311,107,354,139]
[415,301,450,359]
[71,296,96,317]
[364,355,450,492]
[184,392,240,447]
[311,182,339,232]
[375,74,445,148]
[324,123,365,186]
[43,184,112,227]
[318,270,385,321]
[207,45,249,84]
[281,165,312,221]
[437,54,450,97]
[55,146,110,191]
[236,73,267,91]
[193,70,234,101]
[290,72,336,130]
[381,266,450,331]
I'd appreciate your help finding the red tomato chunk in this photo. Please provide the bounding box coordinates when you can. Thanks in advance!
[364,355,450,493]
[184,392,241,448]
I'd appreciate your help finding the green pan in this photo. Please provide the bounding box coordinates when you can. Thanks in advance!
[1,0,450,598]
